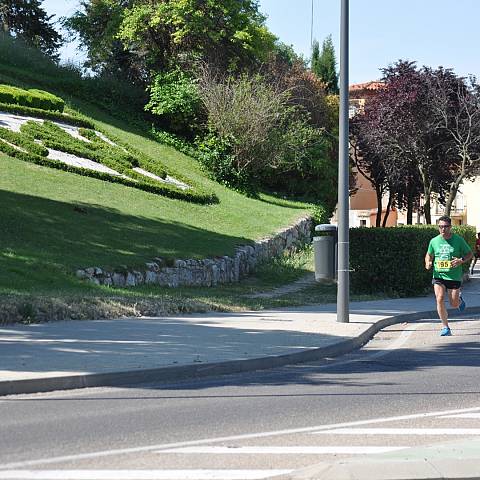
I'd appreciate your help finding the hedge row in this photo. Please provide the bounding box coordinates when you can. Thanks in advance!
[0,84,64,112]
[0,139,218,203]
[0,126,48,157]
[349,225,476,297]
[1,119,218,204]
[0,102,94,128]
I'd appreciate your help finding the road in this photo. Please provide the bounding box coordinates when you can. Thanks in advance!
[1,316,479,479]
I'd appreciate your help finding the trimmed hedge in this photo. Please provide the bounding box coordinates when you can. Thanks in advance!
[350,225,476,297]
[0,126,49,157]
[1,118,218,204]
[0,102,94,128]
[0,84,64,112]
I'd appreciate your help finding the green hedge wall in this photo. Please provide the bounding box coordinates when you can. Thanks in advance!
[350,225,476,297]
[0,84,64,112]
[0,102,94,128]
[0,119,218,204]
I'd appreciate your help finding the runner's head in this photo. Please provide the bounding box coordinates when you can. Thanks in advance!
[437,216,452,239]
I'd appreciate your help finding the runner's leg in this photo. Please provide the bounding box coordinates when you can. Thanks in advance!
[448,287,460,309]
[434,283,448,327]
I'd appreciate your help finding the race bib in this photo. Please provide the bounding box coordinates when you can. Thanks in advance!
[435,259,452,270]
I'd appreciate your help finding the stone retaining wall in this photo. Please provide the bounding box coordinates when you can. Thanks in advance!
[76,216,313,288]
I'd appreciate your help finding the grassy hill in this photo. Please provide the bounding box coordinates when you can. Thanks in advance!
[0,37,327,321]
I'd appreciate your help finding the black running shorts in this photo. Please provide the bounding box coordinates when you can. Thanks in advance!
[432,278,461,290]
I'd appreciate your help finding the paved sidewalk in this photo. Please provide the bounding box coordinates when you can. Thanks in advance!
[1,275,479,397]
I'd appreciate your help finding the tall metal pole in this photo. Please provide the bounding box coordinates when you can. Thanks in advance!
[337,0,350,323]
[310,0,314,48]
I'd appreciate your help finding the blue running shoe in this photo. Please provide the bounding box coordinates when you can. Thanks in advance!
[440,326,452,336]
[458,295,466,312]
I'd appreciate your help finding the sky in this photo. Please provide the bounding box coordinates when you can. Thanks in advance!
[43,0,480,84]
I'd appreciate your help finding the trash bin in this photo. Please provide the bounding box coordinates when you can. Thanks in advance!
[313,224,337,283]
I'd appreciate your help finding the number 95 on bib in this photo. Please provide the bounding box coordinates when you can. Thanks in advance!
[435,259,452,270]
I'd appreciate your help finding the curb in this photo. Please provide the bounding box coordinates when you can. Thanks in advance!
[2,307,480,397]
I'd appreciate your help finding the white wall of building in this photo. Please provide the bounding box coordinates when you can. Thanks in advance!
[464,176,480,232]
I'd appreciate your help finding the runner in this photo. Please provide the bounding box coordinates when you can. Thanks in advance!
[425,216,473,336]
[471,232,480,275]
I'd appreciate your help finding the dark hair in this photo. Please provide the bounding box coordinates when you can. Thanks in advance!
[437,215,452,225]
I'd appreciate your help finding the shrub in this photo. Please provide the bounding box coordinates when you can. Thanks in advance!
[146,69,204,137]
[1,118,217,204]
[0,84,64,112]
[0,102,94,128]
[349,225,476,297]
[0,127,49,157]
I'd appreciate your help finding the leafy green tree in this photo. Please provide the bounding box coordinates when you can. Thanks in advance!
[62,0,144,82]
[118,0,276,72]
[311,35,338,95]
[65,0,276,81]
[0,0,62,58]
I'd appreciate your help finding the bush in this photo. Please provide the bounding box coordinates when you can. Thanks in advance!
[349,225,476,297]
[1,118,217,205]
[0,84,64,112]
[0,101,94,128]
[146,69,204,137]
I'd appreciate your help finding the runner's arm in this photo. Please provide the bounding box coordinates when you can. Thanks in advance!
[425,252,434,270]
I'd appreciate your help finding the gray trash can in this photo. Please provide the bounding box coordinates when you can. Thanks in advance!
[313,224,337,283]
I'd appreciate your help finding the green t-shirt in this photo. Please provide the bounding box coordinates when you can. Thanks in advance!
[427,233,471,281]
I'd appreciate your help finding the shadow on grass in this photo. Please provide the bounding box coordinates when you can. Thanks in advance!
[0,189,250,292]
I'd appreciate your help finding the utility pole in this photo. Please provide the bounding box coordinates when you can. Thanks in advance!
[337,0,350,323]
[310,0,314,49]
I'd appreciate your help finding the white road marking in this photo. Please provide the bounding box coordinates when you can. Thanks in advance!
[0,470,292,480]
[316,428,480,435]
[2,405,480,470]
[160,446,406,455]
[440,413,480,419]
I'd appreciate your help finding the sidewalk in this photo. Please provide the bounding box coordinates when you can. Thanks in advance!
[1,276,479,397]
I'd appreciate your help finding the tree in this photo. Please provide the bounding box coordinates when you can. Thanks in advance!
[311,35,338,95]
[350,61,454,225]
[62,0,143,82]
[0,0,62,58]
[350,114,389,227]
[425,68,480,216]
[65,0,277,81]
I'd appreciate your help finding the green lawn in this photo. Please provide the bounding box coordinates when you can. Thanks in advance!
[0,143,310,295]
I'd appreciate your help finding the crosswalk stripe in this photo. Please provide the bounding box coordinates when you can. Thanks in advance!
[315,428,480,435]
[0,470,293,480]
[160,446,406,454]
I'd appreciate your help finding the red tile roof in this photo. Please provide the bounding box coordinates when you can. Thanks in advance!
[349,81,384,92]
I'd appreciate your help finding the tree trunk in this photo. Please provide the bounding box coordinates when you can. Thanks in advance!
[382,191,394,227]
[407,193,414,225]
[445,174,464,217]
[375,186,382,227]
[424,194,432,224]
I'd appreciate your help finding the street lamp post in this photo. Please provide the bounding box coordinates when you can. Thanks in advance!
[337,0,350,323]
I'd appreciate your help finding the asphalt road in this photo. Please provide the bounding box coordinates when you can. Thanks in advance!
[1,316,479,479]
